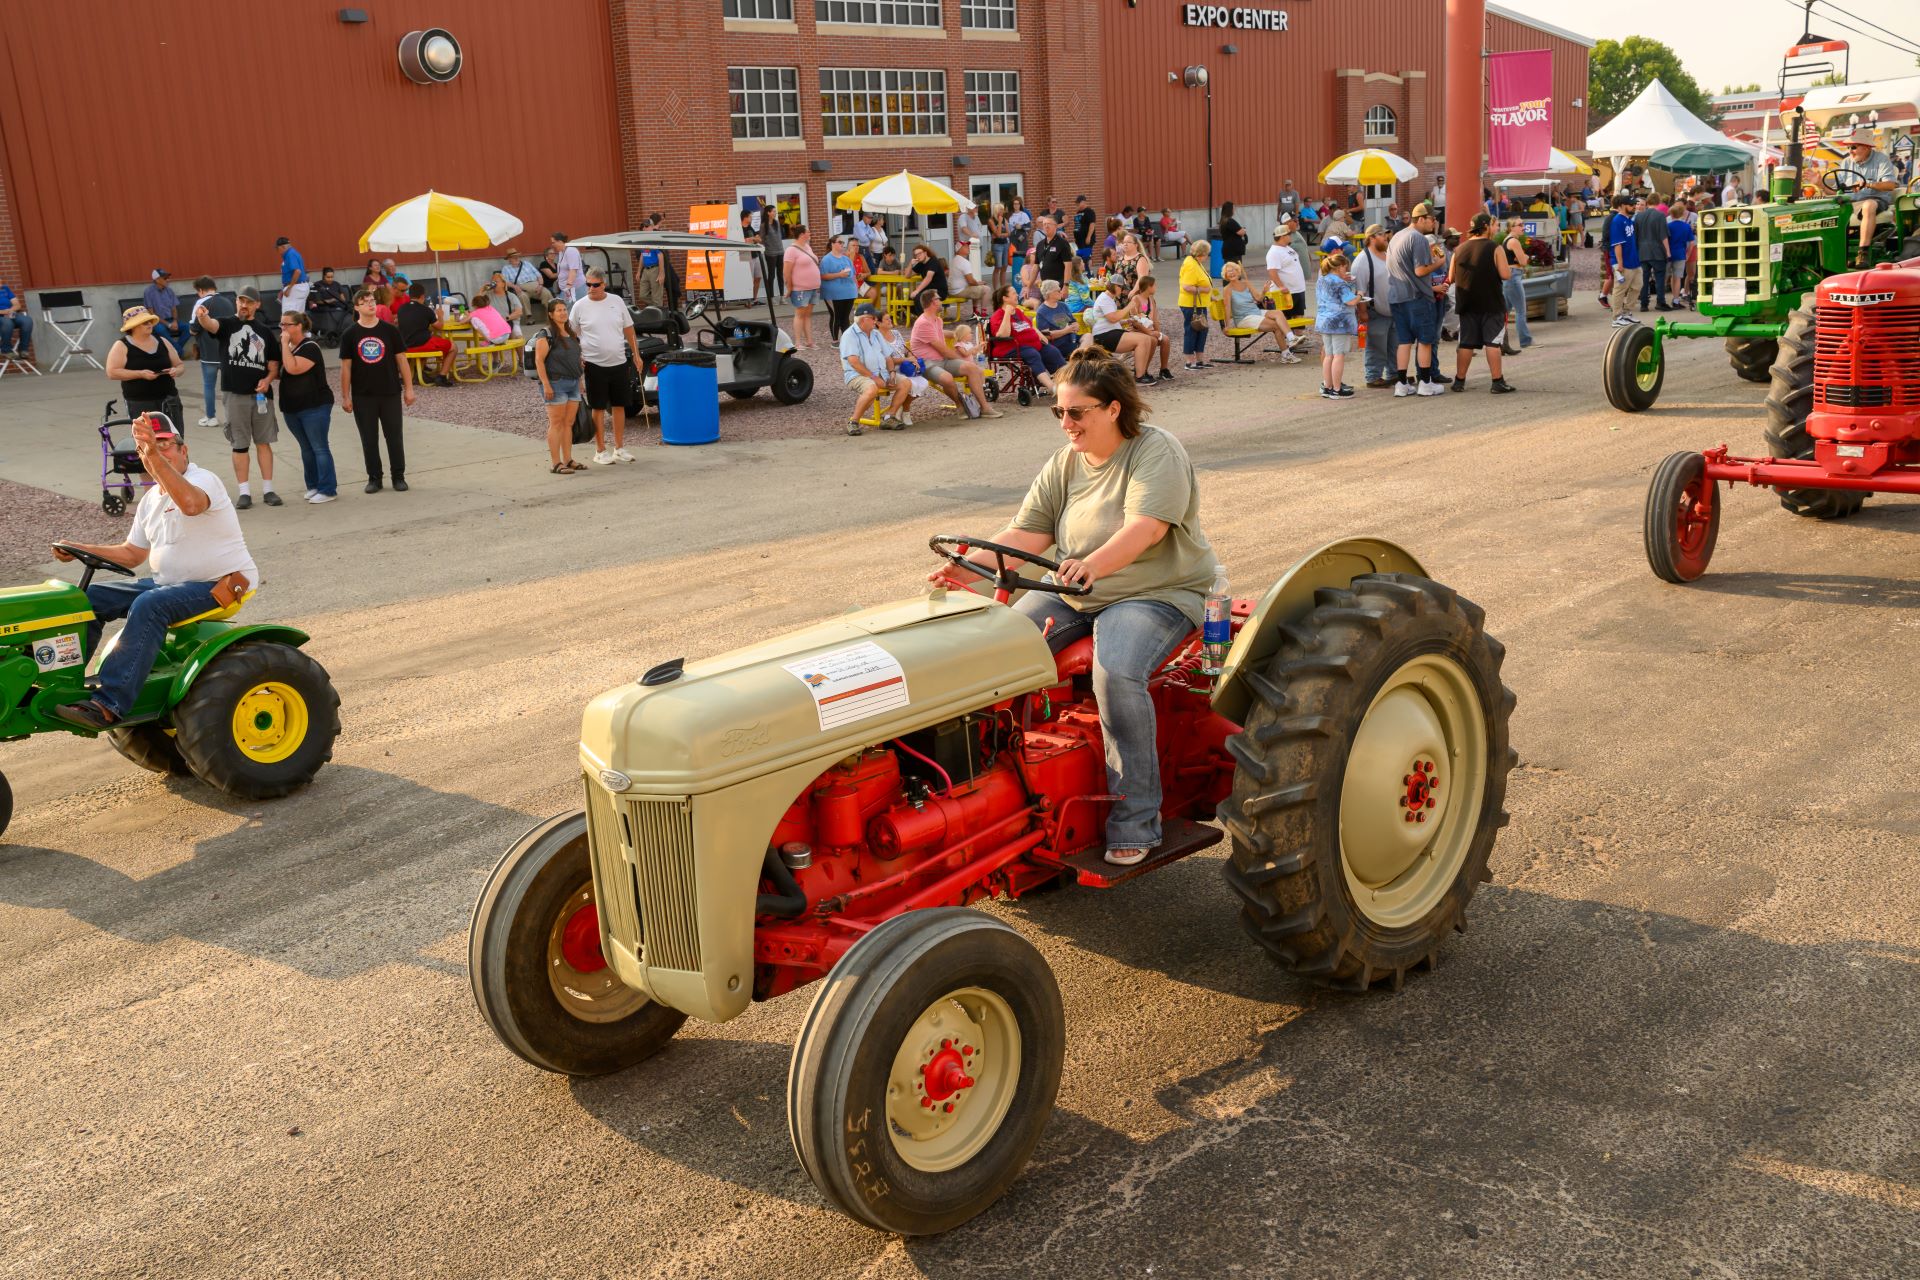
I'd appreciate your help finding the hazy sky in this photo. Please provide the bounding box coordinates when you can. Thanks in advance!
[1502,0,1919,91]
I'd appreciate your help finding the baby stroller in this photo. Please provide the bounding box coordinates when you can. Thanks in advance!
[97,399,156,515]
[982,345,1045,407]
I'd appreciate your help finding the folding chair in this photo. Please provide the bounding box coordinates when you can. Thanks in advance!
[40,290,102,373]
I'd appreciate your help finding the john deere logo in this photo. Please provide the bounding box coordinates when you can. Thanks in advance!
[1827,291,1895,307]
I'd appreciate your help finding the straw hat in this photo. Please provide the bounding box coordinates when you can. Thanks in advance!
[119,305,160,332]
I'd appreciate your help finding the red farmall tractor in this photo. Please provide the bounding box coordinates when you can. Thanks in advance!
[1645,259,1920,581]
[470,536,1516,1234]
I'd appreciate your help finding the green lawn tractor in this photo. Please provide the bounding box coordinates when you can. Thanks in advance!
[1603,180,1920,415]
[0,546,340,841]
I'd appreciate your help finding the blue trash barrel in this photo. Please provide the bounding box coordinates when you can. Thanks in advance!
[655,350,719,445]
[1207,227,1224,283]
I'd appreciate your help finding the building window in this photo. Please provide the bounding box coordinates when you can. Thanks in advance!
[816,0,941,27]
[820,68,948,139]
[961,0,1015,31]
[1363,105,1398,141]
[724,0,792,18]
[963,71,1020,136]
[729,67,802,140]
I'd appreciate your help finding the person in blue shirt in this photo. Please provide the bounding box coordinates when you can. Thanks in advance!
[1313,251,1361,399]
[1607,195,1641,326]
[635,213,668,309]
[1666,210,1696,308]
[276,236,309,315]
[0,282,33,361]
[1033,280,1078,361]
[818,235,859,340]
[142,269,190,354]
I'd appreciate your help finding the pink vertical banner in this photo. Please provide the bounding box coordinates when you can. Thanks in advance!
[1488,50,1554,173]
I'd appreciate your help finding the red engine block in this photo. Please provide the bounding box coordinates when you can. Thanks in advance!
[1807,261,1920,477]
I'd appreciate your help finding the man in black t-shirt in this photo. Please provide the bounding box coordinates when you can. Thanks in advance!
[1034,217,1075,285]
[1073,196,1096,264]
[395,282,454,386]
[338,286,416,493]
[195,286,281,508]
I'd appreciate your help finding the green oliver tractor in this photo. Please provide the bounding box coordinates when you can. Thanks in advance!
[0,546,340,842]
[1604,183,1920,415]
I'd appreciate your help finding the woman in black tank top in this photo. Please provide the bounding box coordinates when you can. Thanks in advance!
[107,305,185,422]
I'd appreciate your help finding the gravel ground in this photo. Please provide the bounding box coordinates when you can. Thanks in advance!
[0,478,131,580]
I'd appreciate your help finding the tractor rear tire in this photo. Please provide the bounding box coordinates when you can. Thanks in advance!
[1603,323,1662,412]
[0,769,11,841]
[1219,574,1515,992]
[171,642,340,800]
[1644,451,1721,583]
[470,810,687,1077]
[788,908,1064,1235]
[107,723,193,776]
[1764,302,1866,520]
[1726,336,1777,383]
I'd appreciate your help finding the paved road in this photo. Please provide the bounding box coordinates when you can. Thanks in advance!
[3,313,1917,1279]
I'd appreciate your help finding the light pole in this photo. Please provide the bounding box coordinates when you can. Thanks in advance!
[1183,65,1213,232]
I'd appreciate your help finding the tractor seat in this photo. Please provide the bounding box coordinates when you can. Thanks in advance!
[169,590,254,627]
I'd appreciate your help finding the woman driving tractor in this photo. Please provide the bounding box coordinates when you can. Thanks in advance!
[932,347,1220,866]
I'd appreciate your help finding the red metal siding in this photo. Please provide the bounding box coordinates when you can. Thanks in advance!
[0,2,624,288]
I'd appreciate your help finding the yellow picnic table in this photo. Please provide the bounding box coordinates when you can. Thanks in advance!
[866,273,914,322]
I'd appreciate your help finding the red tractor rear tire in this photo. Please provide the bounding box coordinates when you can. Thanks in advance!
[1644,451,1721,583]
[1219,574,1516,993]
[1764,302,1865,521]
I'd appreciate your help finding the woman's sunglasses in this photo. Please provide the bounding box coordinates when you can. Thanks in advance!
[1051,403,1106,421]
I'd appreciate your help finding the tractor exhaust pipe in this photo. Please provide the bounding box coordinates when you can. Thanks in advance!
[757,846,808,919]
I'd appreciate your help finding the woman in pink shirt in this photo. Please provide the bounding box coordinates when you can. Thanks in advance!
[782,225,823,347]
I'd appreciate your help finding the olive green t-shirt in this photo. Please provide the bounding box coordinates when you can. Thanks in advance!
[1011,424,1220,624]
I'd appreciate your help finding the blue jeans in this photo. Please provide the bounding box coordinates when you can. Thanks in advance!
[154,318,191,354]
[282,404,337,496]
[1502,274,1533,347]
[199,362,219,421]
[0,312,32,354]
[1181,306,1207,356]
[1363,309,1394,382]
[1637,255,1669,310]
[1015,592,1195,851]
[84,578,219,717]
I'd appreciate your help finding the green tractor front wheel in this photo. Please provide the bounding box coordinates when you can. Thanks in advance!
[171,642,340,799]
[1604,323,1663,412]
[1726,336,1778,383]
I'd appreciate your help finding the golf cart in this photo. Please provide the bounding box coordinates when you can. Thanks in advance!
[568,231,814,406]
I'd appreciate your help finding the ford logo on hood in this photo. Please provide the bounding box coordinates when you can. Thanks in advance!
[598,768,633,792]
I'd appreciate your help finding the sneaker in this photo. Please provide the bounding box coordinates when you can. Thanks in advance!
[1157,369,1175,382]
[613,447,636,462]
[304,489,317,500]
[262,490,283,506]
[1320,385,1339,399]
[392,478,409,492]
[365,479,382,494]
[1334,385,1355,398]
[846,420,865,436]
[1450,378,1466,393]
[1611,314,1636,328]
[197,416,217,428]
[978,404,1006,418]
[1365,379,1392,389]
[592,450,616,465]
[1416,380,1446,396]
[1103,845,1150,867]
[1490,378,1516,394]
[308,491,338,503]
[1393,380,1415,397]
[235,493,252,510]
[899,412,914,427]
[880,416,907,431]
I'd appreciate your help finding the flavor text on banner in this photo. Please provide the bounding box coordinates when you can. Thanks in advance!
[1487,49,1554,175]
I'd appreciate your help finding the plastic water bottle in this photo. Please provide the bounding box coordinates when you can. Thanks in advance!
[254,391,268,414]
[1202,566,1232,676]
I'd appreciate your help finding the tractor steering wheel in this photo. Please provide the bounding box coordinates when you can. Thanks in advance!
[929,535,1092,601]
[1823,167,1866,196]
[52,543,133,592]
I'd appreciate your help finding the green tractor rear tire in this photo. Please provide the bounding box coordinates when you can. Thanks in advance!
[1219,573,1516,992]
[1603,323,1663,411]
[1726,336,1778,383]
[1763,303,1865,521]
[171,641,341,799]
[107,723,193,776]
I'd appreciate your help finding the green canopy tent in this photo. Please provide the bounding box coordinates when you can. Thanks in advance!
[1648,142,1755,176]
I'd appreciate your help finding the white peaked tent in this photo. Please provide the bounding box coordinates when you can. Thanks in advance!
[1587,80,1730,158]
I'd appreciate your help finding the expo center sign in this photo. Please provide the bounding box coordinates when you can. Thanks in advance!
[1182,5,1290,32]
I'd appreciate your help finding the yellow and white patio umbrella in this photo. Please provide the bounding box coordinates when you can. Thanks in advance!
[1318,148,1421,186]
[1543,147,1595,175]
[835,170,972,216]
[359,190,524,252]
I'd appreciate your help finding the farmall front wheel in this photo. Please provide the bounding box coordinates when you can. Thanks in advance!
[470,810,687,1077]
[1764,301,1865,520]
[1219,574,1516,992]
[787,909,1064,1235]
[1603,322,1663,412]
[1644,451,1721,583]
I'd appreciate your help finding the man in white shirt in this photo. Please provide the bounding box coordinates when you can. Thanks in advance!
[570,271,644,465]
[1720,178,1744,208]
[950,250,989,313]
[49,412,259,729]
[1264,221,1308,357]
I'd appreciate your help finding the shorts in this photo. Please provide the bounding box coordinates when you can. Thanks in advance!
[927,357,973,378]
[407,336,453,357]
[1455,310,1506,351]
[789,289,818,306]
[583,359,634,410]
[221,390,279,449]
[543,376,582,404]
[1391,296,1439,347]
[847,375,891,399]
[1091,329,1123,352]
[1318,333,1356,355]
[993,242,1010,268]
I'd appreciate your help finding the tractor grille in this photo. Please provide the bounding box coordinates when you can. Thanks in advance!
[582,780,702,972]
[1698,221,1768,302]
[1815,304,1920,411]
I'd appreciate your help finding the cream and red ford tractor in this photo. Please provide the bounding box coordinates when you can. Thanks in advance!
[1644,257,1920,582]
[470,535,1516,1234]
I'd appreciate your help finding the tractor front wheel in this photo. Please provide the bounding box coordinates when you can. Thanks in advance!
[171,642,339,799]
[1603,323,1663,412]
[1644,451,1721,583]
[1764,301,1865,520]
[470,810,687,1076]
[107,723,192,776]
[788,909,1064,1235]
[1726,336,1777,383]
[1220,574,1516,992]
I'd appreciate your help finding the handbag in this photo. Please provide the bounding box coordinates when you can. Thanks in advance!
[1188,309,1210,333]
